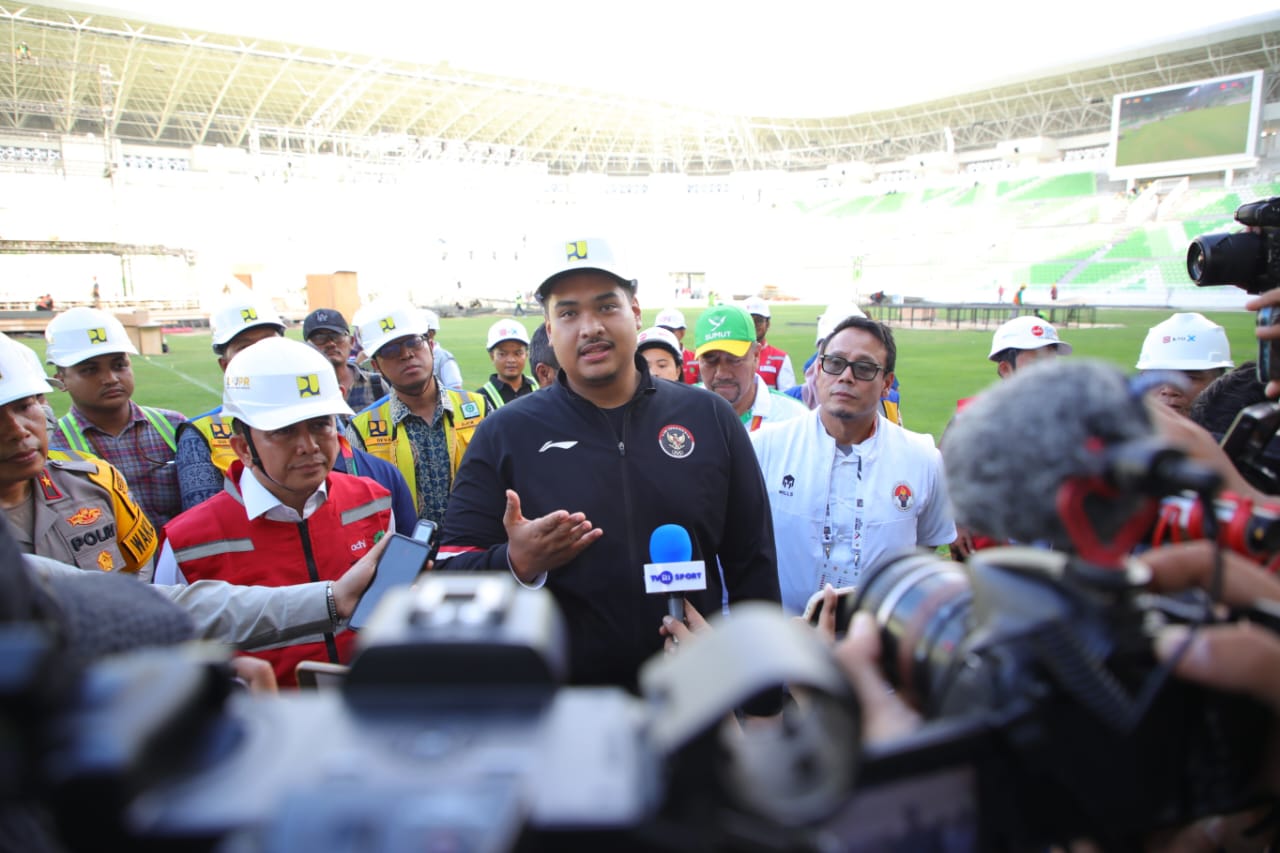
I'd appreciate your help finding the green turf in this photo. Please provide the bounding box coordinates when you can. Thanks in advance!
[15,305,1260,445]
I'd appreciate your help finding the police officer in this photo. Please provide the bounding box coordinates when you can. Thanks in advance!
[0,334,156,579]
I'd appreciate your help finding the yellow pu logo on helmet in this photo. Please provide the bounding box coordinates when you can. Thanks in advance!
[87,328,107,344]
[566,240,588,261]
[296,374,320,397]
[240,308,258,322]
[379,316,396,333]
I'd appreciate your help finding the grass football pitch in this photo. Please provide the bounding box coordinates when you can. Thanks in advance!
[17,305,1259,444]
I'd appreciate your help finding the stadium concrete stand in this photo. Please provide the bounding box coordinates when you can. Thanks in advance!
[0,5,1275,311]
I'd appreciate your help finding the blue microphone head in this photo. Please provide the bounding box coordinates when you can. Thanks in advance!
[649,524,692,563]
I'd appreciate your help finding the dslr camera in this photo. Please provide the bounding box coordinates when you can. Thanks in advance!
[845,545,1275,850]
[1187,195,1280,380]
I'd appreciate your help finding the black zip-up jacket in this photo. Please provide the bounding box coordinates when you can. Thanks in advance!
[438,358,781,690]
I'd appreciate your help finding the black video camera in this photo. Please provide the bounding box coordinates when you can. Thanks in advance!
[3,564,1275,852]
[1188,196,1280,381]
[844,546,1275,850]
[1,574,861,853]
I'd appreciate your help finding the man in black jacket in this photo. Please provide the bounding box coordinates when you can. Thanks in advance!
[437,239,781,690]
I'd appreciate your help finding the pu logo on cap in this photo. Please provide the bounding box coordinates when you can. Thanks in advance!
[296,374,320,397]
[240,308,258,322]
[566,240,588,261]
[379,316,397,333]
[87,328,107,344]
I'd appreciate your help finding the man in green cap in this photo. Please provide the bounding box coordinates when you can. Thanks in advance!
[695,303,807,433]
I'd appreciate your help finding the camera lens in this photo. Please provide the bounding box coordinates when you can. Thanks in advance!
[850,550,971,715]
[1186,243,1207,283]
[1187,231,1265,291]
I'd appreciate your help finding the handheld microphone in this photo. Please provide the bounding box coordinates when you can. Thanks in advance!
[644,525,706,623]
[944,359,1217,551]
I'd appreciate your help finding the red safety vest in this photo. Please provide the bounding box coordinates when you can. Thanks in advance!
[756,343,790,389]
[166,463,392,686]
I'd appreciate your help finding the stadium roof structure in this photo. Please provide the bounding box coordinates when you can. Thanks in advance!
[1,3,1279,176]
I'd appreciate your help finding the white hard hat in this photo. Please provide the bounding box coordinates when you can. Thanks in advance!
[536,238,634,303]
[988,315,1073,361]
[636,326,682,362]
[422,309,441,332]
[352,301,432,358]
[0,335,53,406]
[209,297,285,349]
[655,307,686,330]
[44,307,138,367]
[486,319,530,350]
[222,337,352,432]
[815,302,868,345]
[1135,312,1233,371]
[742,297,771,319]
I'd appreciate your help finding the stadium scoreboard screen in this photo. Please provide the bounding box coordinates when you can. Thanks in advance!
[1109,70,1263,179]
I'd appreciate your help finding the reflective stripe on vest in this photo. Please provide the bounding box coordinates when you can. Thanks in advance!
[57,405,178,455]
[173,537,257,563]
[341,495,393,526]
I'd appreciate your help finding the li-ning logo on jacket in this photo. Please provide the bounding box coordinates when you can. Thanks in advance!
[539,440,578,452]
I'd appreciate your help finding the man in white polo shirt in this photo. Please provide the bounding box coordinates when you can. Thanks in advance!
[751,314,955,613]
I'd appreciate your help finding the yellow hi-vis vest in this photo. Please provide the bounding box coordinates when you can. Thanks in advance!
[182,408,238,475]
[349,390,486,513]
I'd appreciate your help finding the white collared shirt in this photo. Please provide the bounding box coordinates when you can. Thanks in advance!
[751,410,956,614]
[237,465,330,522]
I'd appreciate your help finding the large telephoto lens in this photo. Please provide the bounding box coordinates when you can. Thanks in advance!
[1186,231,1265,291]
[850,551,971,715]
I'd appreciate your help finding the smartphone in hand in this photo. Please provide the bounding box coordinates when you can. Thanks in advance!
[802,585,859,632]
[348,533,433,630]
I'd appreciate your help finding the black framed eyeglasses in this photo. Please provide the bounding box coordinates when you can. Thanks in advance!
[376,335,427,360]
[819,355,884,380]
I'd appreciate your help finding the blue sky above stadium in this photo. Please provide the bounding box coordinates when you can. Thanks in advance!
[46,1,1280,116]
